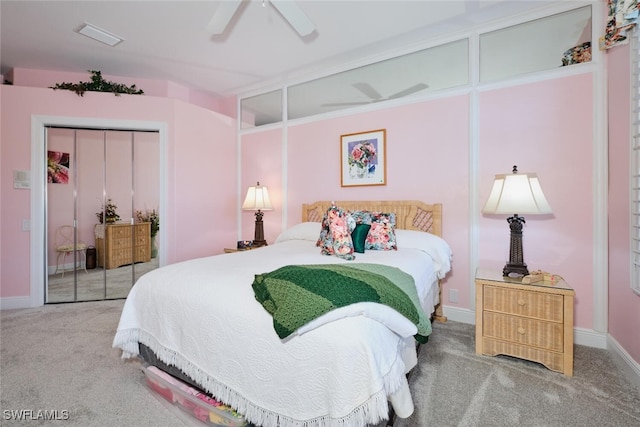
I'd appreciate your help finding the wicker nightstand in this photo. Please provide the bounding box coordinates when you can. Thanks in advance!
[475,268,575,376]
[95,222,151,269]
[223,247,257,254]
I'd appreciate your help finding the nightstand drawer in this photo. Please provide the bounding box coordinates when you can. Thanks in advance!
[483,284,564,322]
[483,311,564,352]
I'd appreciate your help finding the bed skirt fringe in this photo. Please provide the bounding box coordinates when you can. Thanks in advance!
[112,328,406,427]
[112,328,141,358]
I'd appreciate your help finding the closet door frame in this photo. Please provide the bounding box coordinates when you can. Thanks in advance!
[30,115,168,308]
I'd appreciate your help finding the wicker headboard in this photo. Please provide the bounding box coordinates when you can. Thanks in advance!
[301,200,442,237]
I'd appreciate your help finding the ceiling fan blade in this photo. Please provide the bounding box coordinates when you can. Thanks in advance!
[207,0,243,35]
[270,0,315,37]
[353,82,383,101]
[321,102,371,107]
[388,83,429,99]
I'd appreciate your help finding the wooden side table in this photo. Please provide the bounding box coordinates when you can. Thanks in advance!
[475,268,575,376]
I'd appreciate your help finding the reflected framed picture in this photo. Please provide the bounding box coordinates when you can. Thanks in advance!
[47,151,70,184]
[340,129,386,187]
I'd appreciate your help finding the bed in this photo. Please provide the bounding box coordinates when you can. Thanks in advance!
[113,200,452,427]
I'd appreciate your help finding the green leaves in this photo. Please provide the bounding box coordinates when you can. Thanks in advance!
[50,70,144,97]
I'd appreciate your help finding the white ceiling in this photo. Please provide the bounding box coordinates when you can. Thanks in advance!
[1,1,560,99]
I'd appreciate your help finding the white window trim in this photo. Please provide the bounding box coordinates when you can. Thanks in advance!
[631,26,640,296]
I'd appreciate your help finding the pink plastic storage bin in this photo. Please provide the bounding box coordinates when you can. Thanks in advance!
[142,364,248,427]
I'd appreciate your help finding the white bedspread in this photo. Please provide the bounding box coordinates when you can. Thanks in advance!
[113,228,452,427]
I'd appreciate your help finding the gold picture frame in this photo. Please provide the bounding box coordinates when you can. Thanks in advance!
[340,129,386,187]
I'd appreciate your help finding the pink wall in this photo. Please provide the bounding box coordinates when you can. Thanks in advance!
[244,75,596,331]
[2,55,638,365]
[0,84,237,299]
[133,132,162,216]
[171,101,238,262]
[241,129,283,245]
[9,68,227,114]
[607,43,640,363]
[479,74,594,329]
[284,96,470,306]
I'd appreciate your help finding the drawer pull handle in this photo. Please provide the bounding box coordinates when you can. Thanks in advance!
[517,327,526,335]
[517,298,526,306]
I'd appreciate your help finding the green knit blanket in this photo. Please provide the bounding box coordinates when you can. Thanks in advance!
[252,263,431,343]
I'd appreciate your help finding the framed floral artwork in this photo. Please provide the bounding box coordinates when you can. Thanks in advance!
[340,129,386,187]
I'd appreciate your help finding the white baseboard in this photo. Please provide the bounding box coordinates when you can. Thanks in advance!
[607,334,640,392]
[0,295,37,310]
[1,265,85,310]
[442,305,475,324]
[574,326,608,349]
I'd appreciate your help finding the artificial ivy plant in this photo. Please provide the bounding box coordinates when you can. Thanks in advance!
[50,70,144,97]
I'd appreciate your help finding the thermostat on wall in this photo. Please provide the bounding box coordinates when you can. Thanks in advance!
[14,170,31,189]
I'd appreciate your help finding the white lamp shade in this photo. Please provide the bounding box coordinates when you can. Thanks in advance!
[242,183,273,211]
[483,171,552,215]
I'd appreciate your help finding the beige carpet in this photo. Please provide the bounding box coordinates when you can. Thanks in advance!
[1,300,639,426]
[396,321,640,427]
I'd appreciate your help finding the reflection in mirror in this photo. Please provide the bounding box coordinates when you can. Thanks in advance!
[480,6,592,82]
[104,130,134,300]
[46,127,81,303]
[46,128,159,303]
[241,89,283,128]
[288,38,469,121]
[132,131,160,291]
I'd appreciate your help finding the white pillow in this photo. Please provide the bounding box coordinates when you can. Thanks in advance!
[395,229,453,279]
[274,222,321,244]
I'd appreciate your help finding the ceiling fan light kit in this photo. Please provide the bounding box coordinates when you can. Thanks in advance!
[207,0,315,37]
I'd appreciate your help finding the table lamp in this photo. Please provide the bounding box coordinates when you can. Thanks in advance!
[242,181,273,247]
[482,166,552,276]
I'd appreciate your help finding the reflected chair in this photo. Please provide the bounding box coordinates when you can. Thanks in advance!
[54,225,88,277]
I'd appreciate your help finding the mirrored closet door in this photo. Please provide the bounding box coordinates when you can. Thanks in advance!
[45,127,159,303]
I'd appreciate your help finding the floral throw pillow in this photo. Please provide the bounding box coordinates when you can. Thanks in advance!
[329,208,356,260]
[365,212,397,251]
[350,210,373,225]
[316,206,334,253]
[317,205,356,259]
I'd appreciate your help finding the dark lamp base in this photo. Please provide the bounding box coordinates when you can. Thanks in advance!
[252,240,268,247]
[252,209,268,248]
[503,214,529,277]
[503,263,529,277]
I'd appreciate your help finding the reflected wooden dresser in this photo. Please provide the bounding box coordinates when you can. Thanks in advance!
[95,222,151,269]
[475,268,575,376]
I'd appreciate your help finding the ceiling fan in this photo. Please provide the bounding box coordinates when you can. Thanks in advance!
[322,82,429,107]
[207,0,315,37]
